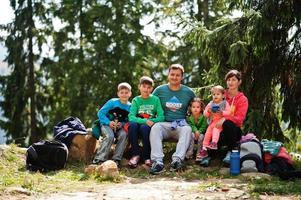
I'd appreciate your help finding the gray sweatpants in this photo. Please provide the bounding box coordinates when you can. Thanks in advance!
[93,125,127,162]
[150,122,192,163]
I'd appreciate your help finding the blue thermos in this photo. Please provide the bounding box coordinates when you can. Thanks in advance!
[230,150,240,175]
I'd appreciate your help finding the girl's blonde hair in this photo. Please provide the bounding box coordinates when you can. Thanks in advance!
[210,85,225,94]
[188,97,205,115]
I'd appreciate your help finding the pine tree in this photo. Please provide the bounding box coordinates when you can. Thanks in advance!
[0,0,49,145]
[187,0,301,140]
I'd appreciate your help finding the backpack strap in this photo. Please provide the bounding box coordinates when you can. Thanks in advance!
[27,146,38,160]
[240,153,264,172]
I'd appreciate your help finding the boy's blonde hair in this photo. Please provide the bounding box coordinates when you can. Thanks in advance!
[210,85,225,94]
[118,82,132,91]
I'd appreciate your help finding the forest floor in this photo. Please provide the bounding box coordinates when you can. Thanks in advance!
[1,145,301,200]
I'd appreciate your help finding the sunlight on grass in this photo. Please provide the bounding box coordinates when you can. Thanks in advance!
[0,145,122,194]
[248,178,301,196]
[1,144,301,198]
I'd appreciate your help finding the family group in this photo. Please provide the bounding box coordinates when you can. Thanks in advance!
[91,64,248,175]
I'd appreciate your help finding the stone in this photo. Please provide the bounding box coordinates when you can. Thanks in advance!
[95,160,119,177]
[84,164,98,174]
[68,134,98,164]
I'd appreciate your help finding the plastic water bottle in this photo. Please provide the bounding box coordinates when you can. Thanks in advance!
[230,150,240,175]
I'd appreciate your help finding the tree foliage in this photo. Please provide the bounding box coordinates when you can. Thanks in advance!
[1,0,300,147]
[186,0,301,141]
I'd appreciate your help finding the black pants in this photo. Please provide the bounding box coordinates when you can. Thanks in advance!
[218,120,242,150]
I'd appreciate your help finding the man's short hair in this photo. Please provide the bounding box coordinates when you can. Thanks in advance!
[118,82,132,91]
[139,76,154,87]
[168,64,184,76]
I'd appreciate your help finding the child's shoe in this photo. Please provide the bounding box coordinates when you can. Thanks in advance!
[208,142,218,150]
[196,149,208,161]
[144,159,152,167]
[128,155,140,168]
[223,151,231,165]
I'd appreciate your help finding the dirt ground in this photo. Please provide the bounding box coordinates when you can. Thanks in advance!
[2,176,300,200]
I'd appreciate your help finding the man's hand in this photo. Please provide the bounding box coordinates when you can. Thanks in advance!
[146,120,154,127]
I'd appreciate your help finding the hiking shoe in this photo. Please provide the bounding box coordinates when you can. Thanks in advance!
[149,161,164,175]
[92,159,104,165]
[223,151,231,165]
[128,155,140,168]
[170,159,185,171]
[196,149,208,161]
[208,142,218,150]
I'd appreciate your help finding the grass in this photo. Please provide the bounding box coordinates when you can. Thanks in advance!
[1,144,301,198]
[0,144,121,195]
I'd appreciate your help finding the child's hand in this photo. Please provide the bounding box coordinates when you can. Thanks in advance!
[194,131,200,140]
[109,121,116,129]
[216,110,223,116]
[208,107,212,113]
[146,120,154,127]
[116,122,122,129]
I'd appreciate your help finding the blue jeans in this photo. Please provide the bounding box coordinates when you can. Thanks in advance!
[93,125,127,162]
[128,122,151,161]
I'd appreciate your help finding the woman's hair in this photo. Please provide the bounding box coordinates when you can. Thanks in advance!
[188,97,205,115]
[225,69,242,81]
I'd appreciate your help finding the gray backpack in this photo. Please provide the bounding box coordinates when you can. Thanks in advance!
[239,139,264,172]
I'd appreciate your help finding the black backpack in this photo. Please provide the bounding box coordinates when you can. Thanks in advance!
[26,140,69,172]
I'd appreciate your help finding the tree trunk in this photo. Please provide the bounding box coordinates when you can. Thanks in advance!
[28,0,38,144]
[196,0,210,74]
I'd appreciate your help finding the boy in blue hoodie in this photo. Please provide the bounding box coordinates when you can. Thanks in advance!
[92,82,132,168]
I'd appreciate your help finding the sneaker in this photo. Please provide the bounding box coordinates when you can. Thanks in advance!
[144,159,152,167]
[196,149,208,161]
[223,151,231,165]
[209,142,218,150]
[170,159,185,171]
[128,155,140,168]
[149,161,164,175]
[92,159,104,165]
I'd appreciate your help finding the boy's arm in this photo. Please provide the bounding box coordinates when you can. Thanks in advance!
[128,98,147,124]
[97,99,113,126]
[150,97,165,123]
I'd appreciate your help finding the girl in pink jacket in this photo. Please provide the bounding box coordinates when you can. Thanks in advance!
[197,85,231,159]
